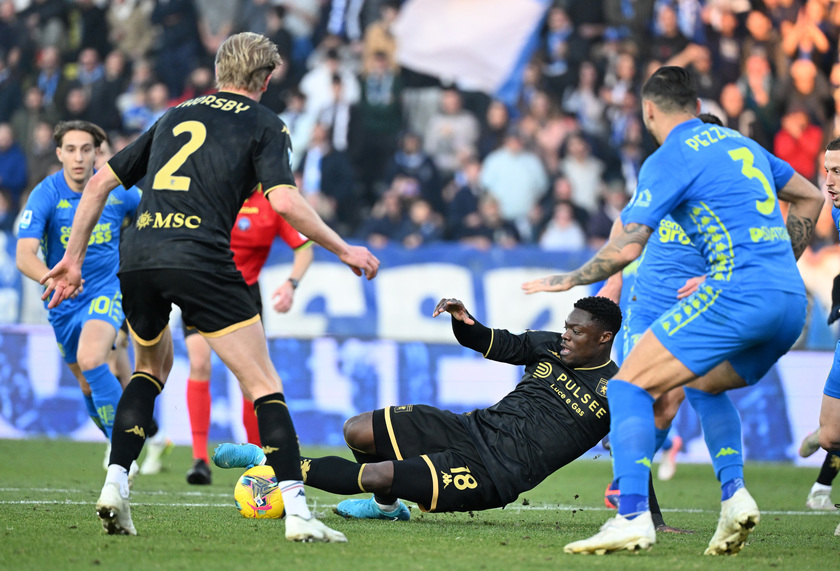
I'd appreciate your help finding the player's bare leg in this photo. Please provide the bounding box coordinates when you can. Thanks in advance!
[206,320,346,542]
[819,394,840,453]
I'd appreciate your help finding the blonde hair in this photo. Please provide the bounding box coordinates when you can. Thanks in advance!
[215,32,282,93]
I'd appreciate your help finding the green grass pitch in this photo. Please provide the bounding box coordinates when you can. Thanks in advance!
[1,438,838,570]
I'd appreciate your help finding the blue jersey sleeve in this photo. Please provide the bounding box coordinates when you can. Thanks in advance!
[123,186,142,216]
[757,146,795,191]
[621,151,692,228]
[17,184,53,240]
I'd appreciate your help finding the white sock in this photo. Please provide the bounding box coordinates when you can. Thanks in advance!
[105,464,130,498]
[279,480,312,519]
[811,482,832,494]
[374,498,401,512]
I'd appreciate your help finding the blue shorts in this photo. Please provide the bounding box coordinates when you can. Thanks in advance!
[650,284,807,385]
[824,341,840,399]
[49,288,124,364]
[623,302,663,358]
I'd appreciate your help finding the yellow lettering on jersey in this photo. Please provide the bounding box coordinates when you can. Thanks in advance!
[202,95,216,106]
[749,226,790,243]
[234,103,250,114]
[151,211,202,229]
[211,98,226,109]
[548,378,607,419]
[239,206,259,214]
[222,100,237,111]
[185,215,201,228]
[684,125,739,152]
[657,219,691,245]
[154,212,173,228]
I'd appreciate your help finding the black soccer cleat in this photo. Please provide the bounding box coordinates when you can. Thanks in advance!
[186,458,212,485]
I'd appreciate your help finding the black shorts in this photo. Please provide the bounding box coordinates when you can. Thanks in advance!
[120,267,259,345]
[181,281,262,338]
[373,405,504,513]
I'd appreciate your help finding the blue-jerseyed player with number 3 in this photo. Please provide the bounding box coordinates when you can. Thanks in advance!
[522,67,825,556]
[16,121,141,441]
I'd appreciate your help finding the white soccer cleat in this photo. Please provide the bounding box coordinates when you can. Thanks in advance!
[704,487,760,555]
[139,435,173,475]
[285,514,348,543]
[103,443,111,470]
[127,460,139,489]
[96,481,137,536]
[563,511,655,555]
[805,489,837,511]
[799,429,821,458]
[657,435,682,481]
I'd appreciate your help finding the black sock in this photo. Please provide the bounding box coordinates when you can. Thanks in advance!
[649,473,666,528]
[147,417,159,439]
[110,373,162,470]
[816,452,840,486]
[300,455,367,495]
[254,393,301,481]
[387,457,434,507]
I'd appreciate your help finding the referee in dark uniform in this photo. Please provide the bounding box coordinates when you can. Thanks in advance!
[42,32,378,542]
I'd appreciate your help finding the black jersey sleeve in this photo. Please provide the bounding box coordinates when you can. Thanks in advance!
[107,122,157,189]
[451,315,493,354]
[255,116,296,195]
[483,329,554,366]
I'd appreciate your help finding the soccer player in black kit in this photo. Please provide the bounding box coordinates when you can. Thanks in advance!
[42,32,379,542]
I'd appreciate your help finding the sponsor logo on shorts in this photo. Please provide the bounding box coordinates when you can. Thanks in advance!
[393,405,413,413]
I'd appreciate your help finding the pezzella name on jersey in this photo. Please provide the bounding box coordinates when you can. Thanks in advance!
[135,210,201,230]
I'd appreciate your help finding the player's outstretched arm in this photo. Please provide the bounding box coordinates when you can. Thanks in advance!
[40,167,120,308]
[521,222,652,294]
[271,243,315,313]
[267,185,379,279]
[777,171,824,259]
[432,298,475,325]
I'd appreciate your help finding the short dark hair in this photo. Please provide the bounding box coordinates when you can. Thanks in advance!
[827,137,840,152]
[699,112,723,126]
[641,66,697,113]
[54,120,106,148]
[574,296,622,335]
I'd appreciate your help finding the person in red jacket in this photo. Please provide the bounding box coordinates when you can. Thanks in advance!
[773,107,823,183]
[185,188,314,485]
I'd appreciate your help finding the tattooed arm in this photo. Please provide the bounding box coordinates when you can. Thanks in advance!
[776,172,824,260]
[522,223,653,294]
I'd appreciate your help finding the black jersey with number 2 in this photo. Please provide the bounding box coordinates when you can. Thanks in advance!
[108,91,295,273]
[457,328,618,505]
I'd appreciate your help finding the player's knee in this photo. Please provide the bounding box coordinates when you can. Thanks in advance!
[343,412,375,451]
[188,358,212,380]
[76,352,108,372]
[819,428,840,452]
[360,462,394,494]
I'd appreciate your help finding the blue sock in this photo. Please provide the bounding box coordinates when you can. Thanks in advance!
[684,387,744,500]
[655,426,671,454]
[607,380,655,517]
[83,363,122,439]
[83,393,107,437]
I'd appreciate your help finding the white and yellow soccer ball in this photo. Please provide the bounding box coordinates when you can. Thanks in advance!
[234,465,285,519]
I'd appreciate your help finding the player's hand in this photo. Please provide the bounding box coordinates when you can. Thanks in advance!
[339,245,380,280]
[676,274,706,300]
[432,298,475,324]
[40,258,83,309]
[521,274,572,294]
[655,524,695,534]
[271,282,294,313]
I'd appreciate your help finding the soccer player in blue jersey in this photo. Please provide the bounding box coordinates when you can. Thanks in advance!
[523,67,824,555]
[16,121,141,443]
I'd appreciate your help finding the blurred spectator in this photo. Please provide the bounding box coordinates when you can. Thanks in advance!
[540,5,588,97]
[560,132,605,215]
[0,50,21,123]
[23,120,59,192]
[240,0,273,36]
[742,9,786,79]
[397,199,444,249]
[21,0,68,49]
[145,82,170,124]
[169,65,214,106]
[539,201,587,252]
[296,122,357,232]
[121,82,166,132]
[151,0,201,98]
[362,0,399,73]
[524,89,572,175]
[74,47,104,87]
[278,87,315,171]
[0,189,15,232]
[261,59,296,113]
[107,0,156,60]
[0,123,27,208]
[424,86,480,178]
[300,47,360,117]
[353,50,403,203]
[480,127,548,238]
[69,0,111,59]
[61,86,92,122]
[354,187,405,248]
[650,3,691,63]
[11,86,58,152]
[385,130,441,209]
[536,175,590,237]
[703,6,743,87]
[682,44,722,103]
[738,48,780,139]
[718,82,769,149]
[265,6,295,79]
[317,73,352,152]
[454,194,520,250]
[773,107,823,183]
[0,1,34,77]
[34,46,71,113]
[196,0,239,63]
[608,90,642,148]
[766,0,800,29]
[477,99,510,160]
[562,61,606,139]
[586,182,629,249]
[279,0,321,68]
[115,58,155,118]
[601,51,638,112]
[603,0,655,50]
[777,58,834,124]
[781,0,830,70]
[444,154,484,238]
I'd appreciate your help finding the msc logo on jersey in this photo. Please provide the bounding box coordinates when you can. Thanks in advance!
[56,199,72,209]
[596,378,609,397]
[631,188,652,209]
[135,210,201,229]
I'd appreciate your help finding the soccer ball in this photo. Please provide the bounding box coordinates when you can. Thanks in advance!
[234,465,285,519]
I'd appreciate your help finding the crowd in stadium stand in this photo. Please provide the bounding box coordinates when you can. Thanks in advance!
[0,0,838,251]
